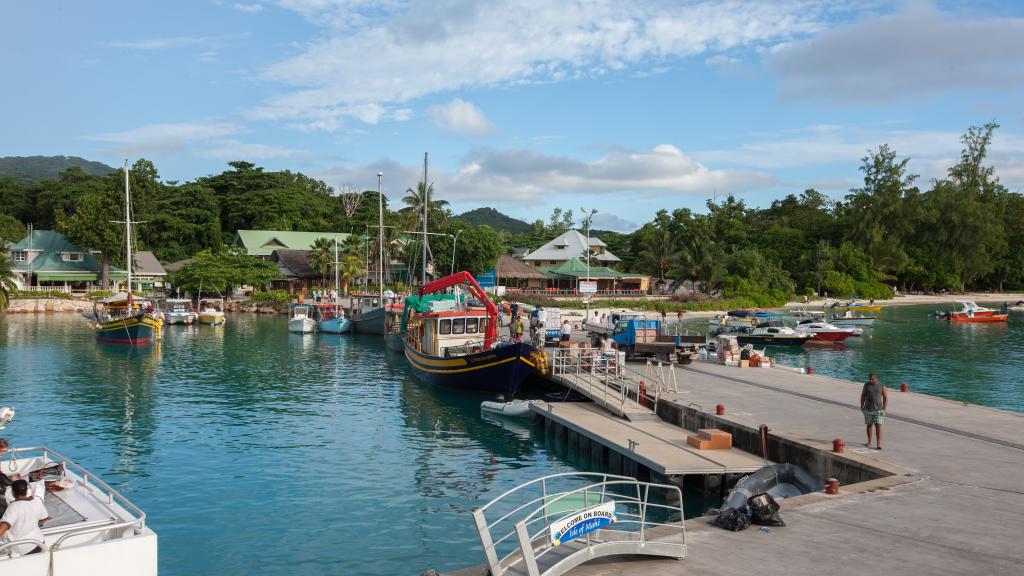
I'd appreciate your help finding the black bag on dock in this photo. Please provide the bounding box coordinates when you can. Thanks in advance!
[748,493,785,526]
[711,507,751,532]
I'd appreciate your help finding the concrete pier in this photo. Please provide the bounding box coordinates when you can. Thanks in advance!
[448,357,1024,576]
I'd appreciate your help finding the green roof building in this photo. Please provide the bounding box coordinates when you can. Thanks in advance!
[5,229,157,291]
[234,230,352,257]
[537,258,650,293]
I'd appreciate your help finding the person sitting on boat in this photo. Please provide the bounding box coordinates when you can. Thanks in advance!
[514,316,524,343]
[0,479,49,556]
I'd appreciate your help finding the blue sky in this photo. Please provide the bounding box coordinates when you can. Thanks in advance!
[3,0,1024,231]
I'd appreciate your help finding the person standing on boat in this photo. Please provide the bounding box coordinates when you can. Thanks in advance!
[860,373,888,449]
[560,319,572,342]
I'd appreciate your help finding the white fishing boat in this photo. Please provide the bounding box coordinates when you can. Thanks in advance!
[795,320,862,342]
[163,299,196,325]
[0,446,156,575]
[288,304,317,334]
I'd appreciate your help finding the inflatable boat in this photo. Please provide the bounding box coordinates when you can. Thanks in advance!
[721,463,824,512]
[480,399,540,417]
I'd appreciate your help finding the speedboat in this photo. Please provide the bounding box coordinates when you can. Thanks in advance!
[288,304,317,334]
[0,446,157,575]
[1009,301,1024,312]
[795,320,862,342]
[829,313,877,327]
[163,299,196,325]
[197,298,225,326]
[736,325,811,347]
[948,301,1007,323]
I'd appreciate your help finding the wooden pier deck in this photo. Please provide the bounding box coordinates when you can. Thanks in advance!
[533,401,766,476]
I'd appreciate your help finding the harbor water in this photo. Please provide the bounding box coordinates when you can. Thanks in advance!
[746,304,1023,412]
[0,314,709,575]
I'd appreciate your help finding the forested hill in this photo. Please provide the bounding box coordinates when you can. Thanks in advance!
[456,207,531,234]
[0,156,115,182]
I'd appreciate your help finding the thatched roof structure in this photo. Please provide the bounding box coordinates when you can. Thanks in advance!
[271,249,317,279]
[496,254,546,280]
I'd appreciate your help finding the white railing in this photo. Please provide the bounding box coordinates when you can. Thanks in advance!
[17,285,71,293]
[550,346,671,413]
[473,472,686,576]
[0,446,147,558]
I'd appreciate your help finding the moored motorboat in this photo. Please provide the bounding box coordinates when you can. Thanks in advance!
[288,304,317,333]
[795,320,861,342]
[736,325,811,347]
[163,298,196,325]
[830,300,883,312]
[947,301,1008,323]
[403,271,542,397]
[0,445,157,575]
[196,298,225,325]
[316,302,350,334]
[829,313,877,327]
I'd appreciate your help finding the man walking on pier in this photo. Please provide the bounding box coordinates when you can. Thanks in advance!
[860,372,888,449]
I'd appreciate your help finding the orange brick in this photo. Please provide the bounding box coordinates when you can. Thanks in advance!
[686,435,711,449]
[697,429,733,449]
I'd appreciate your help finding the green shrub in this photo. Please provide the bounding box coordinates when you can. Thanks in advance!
[249,289,291,308]
[11,290,74,300]
[87,290,115,299]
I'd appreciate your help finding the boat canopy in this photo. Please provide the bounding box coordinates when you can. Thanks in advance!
[727,310,753,317]
[401,294,459,332]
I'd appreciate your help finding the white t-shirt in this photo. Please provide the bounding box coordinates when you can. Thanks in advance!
[536,310,547,324]
[1,498,48,554]
[560,323,572,336]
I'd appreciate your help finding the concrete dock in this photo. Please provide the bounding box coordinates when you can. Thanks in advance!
[449,357,1024,576]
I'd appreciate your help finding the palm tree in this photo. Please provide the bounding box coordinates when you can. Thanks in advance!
[0,247,18,312]
[336,255,365,295]
[637,228,682,281]
[308,237,335,287]
[402,181,449,231]
[340,234,363,257]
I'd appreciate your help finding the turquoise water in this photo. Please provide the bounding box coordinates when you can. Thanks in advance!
[753,305,1024,412]
[0,314,584,575]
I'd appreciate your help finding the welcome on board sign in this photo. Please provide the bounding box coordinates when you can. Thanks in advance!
[548,501,616,546]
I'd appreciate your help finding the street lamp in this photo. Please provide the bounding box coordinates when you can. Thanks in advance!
[580,207,597,320]
[450,229,464,274]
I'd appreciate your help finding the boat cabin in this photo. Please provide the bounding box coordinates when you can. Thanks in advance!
[407,309,493,358]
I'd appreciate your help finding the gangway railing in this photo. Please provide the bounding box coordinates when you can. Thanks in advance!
[550,346,672,414]
[473,472,686,576]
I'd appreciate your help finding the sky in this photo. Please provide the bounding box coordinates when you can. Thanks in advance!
[2,0,1024,232]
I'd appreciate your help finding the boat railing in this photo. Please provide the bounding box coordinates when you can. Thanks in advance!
[550,346,669,413]
[2,446,147,535]
[472,472,686,576]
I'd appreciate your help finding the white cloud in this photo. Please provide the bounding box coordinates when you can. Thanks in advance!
[88,122,243,154]
[108,36,210,50]
[314,144,774,205]
[257,0,835,130]
[427,99,495,136]
[232,3,264,13]
[695,124,1024,190]
[592,212,639,233]
[200,140,303,160]
[766,1,1024,104]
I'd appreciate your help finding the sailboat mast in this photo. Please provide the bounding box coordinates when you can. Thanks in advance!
[334,236,339,295]
[421,152,428,287]
[377,172,384,299]
[124,160,133,304]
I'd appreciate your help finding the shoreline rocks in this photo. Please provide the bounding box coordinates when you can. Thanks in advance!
[5,298,91,314]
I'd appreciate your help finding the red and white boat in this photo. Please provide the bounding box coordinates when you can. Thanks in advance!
[948,301,1008,323]
[795,320,862,342]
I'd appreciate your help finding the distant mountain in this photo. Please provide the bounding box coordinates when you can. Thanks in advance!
[456,207,532,234]
[0,155,115,182]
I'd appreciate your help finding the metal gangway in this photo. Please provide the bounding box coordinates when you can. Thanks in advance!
[473,472,687,576]
[549,346,679,419]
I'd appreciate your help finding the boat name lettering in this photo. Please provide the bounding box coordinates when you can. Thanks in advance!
[473,354,497,362]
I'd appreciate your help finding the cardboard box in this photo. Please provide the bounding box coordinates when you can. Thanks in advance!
[739,359,749,368]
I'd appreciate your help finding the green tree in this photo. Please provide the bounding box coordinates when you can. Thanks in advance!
[56,183,123,287]
[402,180,450,232]
[169,248,281,293]
[0,213,26,244]
[308,237,335,286]
[0,247,18,311]
[336,255,365,294]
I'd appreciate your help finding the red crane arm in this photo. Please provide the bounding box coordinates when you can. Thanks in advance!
[419,271,499,343]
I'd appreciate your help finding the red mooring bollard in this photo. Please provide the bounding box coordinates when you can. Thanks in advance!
[901,382,909,392]
[832,438,845,453]
[805,366,815,375]
[716,404,725,416]
[639,381,647,405]
[825,478,840,495]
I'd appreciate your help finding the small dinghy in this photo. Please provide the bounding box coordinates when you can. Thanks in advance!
[480,397,540,418]
[712,463,824,531]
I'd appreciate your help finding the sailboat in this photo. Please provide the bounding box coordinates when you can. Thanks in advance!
[318,237,351,334]
[350,172,399,335]
[94,160,161,345]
